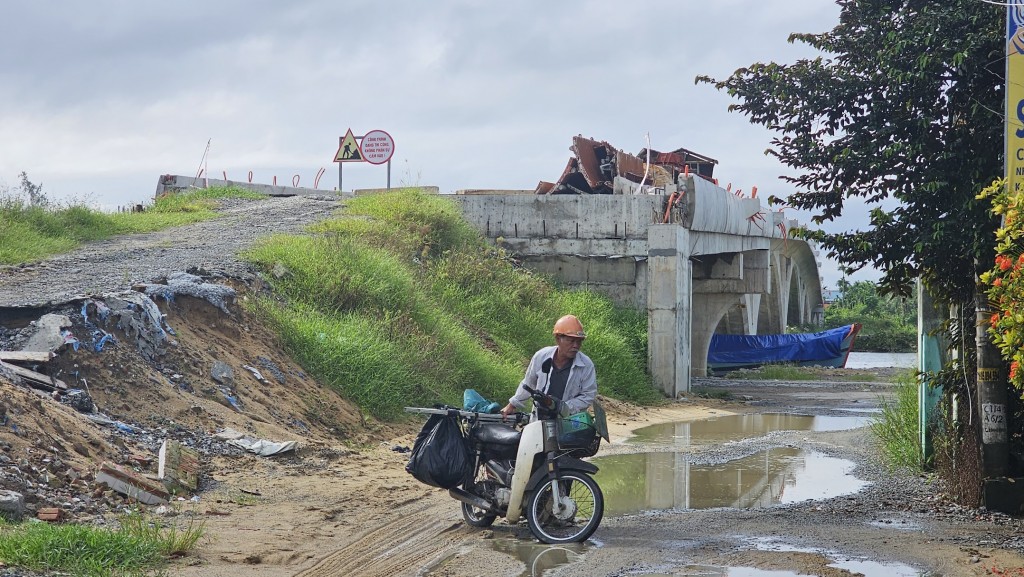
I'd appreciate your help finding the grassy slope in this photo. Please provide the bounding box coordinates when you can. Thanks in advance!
[1,186,660,419]
[243,189,660,419]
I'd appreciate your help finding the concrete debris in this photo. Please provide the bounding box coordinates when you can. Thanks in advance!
[99,291,173,361]
[61,389,94,413]
[159,439,200,492]
[141,271,236,314]
[95,462,169,505]
[0,489,26,521]
[536,135,718,196]
[242,364,267,382]
[21,313,73,353]
[0,359,68,391]
[211,361,234,385]
[0,350,53,363]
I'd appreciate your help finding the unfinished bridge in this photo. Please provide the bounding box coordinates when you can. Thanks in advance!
[452,137,825,397]
[156,137,825,397]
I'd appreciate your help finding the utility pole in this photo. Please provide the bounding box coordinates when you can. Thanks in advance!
[975,274,1008,477]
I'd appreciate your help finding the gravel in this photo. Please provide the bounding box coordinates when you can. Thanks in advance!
[0,195,342,308]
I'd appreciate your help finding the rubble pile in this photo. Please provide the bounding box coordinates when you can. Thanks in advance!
[536,135,719,195]
[0,272,362,524]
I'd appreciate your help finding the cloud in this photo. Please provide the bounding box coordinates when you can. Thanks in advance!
[2,0,876,286]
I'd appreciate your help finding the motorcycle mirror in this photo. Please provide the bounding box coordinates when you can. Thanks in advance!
[541,359,552,374]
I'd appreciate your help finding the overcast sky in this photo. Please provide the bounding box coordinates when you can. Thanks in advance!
[0,1,885,289]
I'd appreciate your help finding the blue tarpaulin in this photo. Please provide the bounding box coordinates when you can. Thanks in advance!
[708,325,856,368]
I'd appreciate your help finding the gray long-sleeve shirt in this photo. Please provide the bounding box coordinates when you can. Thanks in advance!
[507,346,597,417]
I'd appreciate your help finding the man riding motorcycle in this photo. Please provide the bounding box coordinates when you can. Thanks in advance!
[501,314,596,420]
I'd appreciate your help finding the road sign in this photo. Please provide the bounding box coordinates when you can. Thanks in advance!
[360,130,395,165]
[334,129,363,162]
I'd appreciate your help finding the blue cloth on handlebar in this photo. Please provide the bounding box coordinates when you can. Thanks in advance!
[463,389,500,413]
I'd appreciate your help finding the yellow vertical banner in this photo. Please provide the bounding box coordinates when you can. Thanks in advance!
[1008,3,1024,191]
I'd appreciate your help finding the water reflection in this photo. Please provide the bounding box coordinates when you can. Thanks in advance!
[489,537,585,577]
[595,448,868,515]
[629,413,872,448]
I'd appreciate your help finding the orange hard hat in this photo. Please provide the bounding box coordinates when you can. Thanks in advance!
[552,315,586,338]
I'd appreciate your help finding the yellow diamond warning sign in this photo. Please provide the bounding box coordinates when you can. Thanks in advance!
[334,129,363,163]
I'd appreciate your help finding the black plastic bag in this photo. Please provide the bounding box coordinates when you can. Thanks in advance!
[405,414,471,489]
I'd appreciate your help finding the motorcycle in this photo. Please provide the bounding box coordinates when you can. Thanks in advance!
[405,385,608,544]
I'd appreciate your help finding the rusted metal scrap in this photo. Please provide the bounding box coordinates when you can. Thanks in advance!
[535,136,719,195]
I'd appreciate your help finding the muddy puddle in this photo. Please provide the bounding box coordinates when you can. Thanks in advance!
[644,557,926,576]
[428,413,896,577]
[626,413,873,447]
[595,413,870,515]
[595,447,868,514]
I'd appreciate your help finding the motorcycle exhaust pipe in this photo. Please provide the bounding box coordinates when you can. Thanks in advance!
[448,487,499,513]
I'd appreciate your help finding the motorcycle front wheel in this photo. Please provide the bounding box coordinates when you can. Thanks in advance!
[525,471,603,544]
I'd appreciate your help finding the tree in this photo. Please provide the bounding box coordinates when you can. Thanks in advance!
[696,1,1004,303]
[824,280,916,351]
[18,171,46,207]
[697,1,1012,501]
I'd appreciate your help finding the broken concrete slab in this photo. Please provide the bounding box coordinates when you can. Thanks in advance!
[159,439,200,493]
[21,313,72,353]
[0,350,54,363]
[95,462,169,505]
[0,360,67,391]
[0,490,25,521]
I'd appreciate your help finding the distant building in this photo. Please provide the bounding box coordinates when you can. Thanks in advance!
[822,289,842,305]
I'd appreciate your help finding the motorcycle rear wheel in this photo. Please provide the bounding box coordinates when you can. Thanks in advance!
[525,471,603,544]
[461,502,497,528]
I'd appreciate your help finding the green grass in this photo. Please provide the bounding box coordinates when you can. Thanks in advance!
[0,186,265,264]
[0,508,204,576]
[871,371,924,472]
[2,183,663,420]
[243,188,661,419]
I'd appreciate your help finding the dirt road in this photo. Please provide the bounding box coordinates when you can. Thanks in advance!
[170,377,1024,577]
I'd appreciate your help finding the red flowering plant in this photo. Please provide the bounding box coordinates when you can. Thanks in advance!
[978,178,1024,390]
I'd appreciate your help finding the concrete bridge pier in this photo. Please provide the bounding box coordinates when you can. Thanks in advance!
[647,225,692,398]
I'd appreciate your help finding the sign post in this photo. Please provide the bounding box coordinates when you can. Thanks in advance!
[332,128,396,191]
[360,130,396,189]
[334,128,364,192]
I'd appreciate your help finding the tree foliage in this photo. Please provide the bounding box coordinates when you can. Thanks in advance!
[979,178,1024,391]
[823,279,916,352]
[696,1,1004,302]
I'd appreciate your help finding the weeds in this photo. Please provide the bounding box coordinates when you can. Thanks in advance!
[0,506,204,576]
[244,188,661,419]
[871,371,924,472]
[0,185,264,265]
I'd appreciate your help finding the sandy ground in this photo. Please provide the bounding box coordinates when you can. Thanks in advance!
[4,291,1023,577]
[170,382,1024,577]
[169,401,737,577]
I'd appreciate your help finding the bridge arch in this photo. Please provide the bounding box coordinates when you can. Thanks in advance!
[453,179,825,396]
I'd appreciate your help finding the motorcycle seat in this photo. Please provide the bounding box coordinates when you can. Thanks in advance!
[473,423,522,446]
